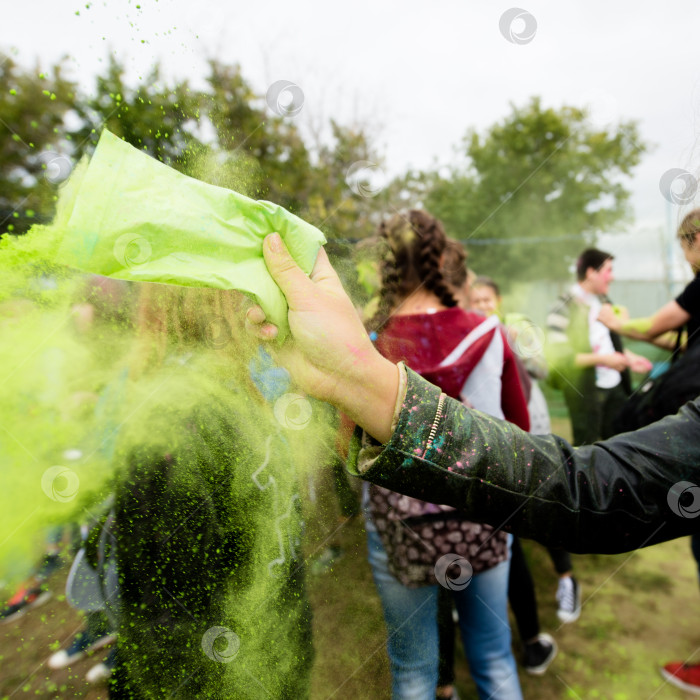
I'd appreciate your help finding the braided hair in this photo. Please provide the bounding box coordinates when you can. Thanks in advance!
[369,210,457,331]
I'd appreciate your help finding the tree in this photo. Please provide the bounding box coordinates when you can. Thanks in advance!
[200,60,312,214]
[304,120,388,241]
[0,52,386,252]
[69,55,201,170]
[426,97,647,285]
[0,54,77,234]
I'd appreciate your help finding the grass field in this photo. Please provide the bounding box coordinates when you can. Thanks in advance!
[1,405,698,699]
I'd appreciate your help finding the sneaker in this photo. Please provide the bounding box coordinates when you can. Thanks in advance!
[556,576,581,623]
[86,648,116,684]
[0,587,51,624]
[48,629,117,669]
[661,661,700,694]
[523,633,558,675]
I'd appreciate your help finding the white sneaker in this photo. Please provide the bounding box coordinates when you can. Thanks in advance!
[86,661,112,683]
[556,576,581,623]
[48,631,116,669]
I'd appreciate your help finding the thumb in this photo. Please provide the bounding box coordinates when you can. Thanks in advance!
[263,233,313,304]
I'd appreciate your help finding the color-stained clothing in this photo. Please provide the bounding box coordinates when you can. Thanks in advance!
[109,369,312,699]
[348,365,700,555]
[370,309,529,585]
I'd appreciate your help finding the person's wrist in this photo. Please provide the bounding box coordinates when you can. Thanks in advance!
[333,354,398,444]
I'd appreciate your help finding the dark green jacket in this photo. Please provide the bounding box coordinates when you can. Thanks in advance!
[348,367,700,555]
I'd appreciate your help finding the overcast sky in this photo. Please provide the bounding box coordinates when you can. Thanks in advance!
[9,0,700,282]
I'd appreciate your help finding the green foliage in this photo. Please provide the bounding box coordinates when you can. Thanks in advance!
[304,120,386,241]
[426,97,647,285]
[0,55,77,233]
[69,55,201,169]
[201,60,312,211]
[0,58,646,291]
[0,51,387,247]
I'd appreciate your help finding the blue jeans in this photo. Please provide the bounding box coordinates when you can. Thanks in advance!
[367,528,522,700]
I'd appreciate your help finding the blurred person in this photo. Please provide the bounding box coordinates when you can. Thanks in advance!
[468,275,583,626]
[444,264,558,672]
[598,209,700,352]
[546,248,651,445]
[0,277,131,626]
[102,284,313,699]
[467,276,501,318]
[361,211,527,700]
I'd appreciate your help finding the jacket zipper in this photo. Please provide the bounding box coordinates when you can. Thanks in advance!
[423,392,446,458]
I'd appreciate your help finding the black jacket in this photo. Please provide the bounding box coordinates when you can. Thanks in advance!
[348,367,700,555]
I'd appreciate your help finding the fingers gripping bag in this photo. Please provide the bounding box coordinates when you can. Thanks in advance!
[51,129,325,339]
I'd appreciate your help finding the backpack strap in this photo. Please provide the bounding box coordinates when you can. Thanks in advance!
[671,324,685,364]
[438,314,500,368]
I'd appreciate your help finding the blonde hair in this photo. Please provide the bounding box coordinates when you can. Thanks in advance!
[678,209,700,243]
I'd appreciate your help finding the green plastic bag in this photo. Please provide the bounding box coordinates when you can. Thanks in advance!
[54,129,326,338]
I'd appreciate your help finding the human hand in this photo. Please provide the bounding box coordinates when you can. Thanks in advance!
[246,234,398,442]
[597,303,626,332]
[625,351,653,374]
[600,352,630,373]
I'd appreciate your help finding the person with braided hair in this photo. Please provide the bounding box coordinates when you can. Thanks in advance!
[362,210,528,700]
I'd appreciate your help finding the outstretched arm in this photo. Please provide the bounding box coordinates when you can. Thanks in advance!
[598,301,689,349]
[247,234,700,554]
[346,365,700,554]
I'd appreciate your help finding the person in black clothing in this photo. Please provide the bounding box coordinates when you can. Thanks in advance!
[597,207,700,694]
[599,208,700,350]
[108,285,313,699]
